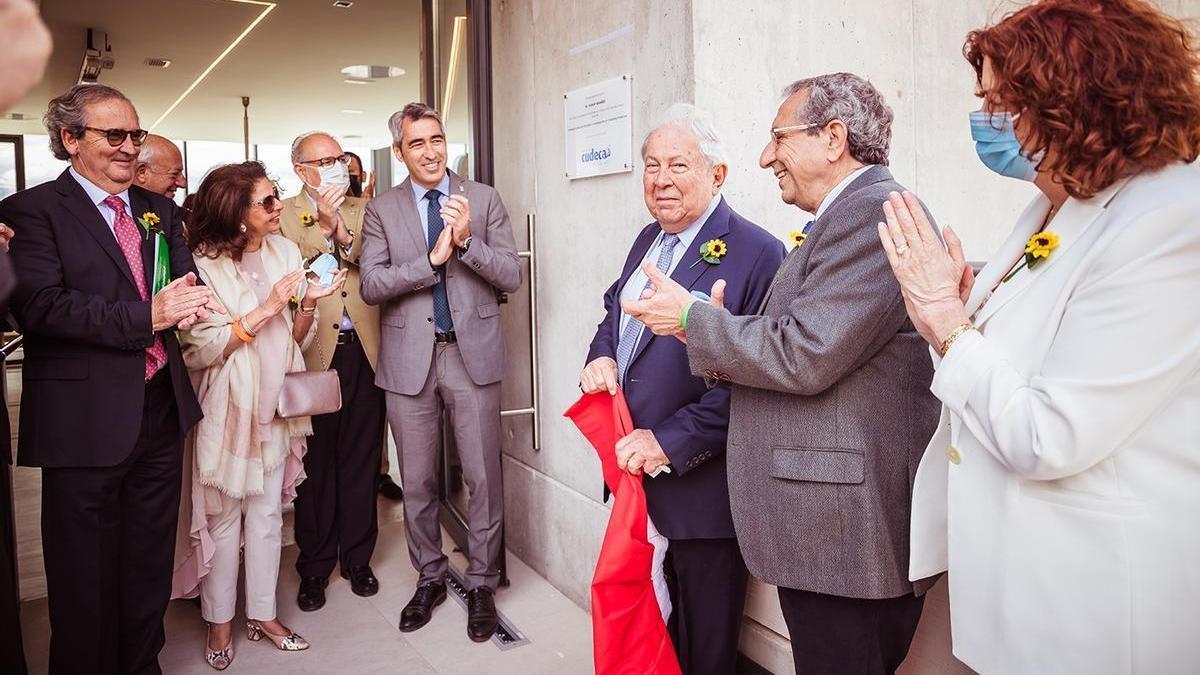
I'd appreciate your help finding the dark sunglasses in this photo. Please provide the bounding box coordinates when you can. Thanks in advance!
[83,127,149,147]
[250,187,282,210]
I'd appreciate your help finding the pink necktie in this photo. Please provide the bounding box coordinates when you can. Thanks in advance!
[104,195,167,380]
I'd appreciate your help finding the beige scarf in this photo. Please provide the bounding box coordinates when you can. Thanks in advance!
[179,234,316,498]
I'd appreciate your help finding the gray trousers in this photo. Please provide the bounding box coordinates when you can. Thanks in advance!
[386,342,503,591]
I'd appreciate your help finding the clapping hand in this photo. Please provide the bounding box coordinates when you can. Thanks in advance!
[877,191,972,348]
[0,222,13,253]
[315,185,347,240]
[428,225,455,266]
[152,272,215,332]
[440,194,471,247]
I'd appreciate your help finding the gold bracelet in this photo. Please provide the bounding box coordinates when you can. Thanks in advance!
[938,321,976,357]
[297,303,316,316]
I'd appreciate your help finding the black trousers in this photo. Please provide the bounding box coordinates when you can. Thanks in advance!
[40,372,181,675]
[294,335,385,578]
[777,586,925,675]
[664,537,750,675]
[1,457,26,675]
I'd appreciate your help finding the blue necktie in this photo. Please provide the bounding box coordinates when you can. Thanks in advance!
[425,188,453,332]
[615,233,679,384]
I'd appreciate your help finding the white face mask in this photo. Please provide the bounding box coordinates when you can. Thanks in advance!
[312,161,350,191]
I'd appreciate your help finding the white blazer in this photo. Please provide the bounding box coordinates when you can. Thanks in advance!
[909,161,1200,675]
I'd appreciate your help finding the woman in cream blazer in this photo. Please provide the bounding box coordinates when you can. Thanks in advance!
[877,1,1200,673]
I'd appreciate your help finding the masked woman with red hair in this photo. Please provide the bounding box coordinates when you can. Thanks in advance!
[877,1,1200,672]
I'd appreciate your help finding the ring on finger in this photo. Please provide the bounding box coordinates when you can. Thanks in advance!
[896,244,910,255]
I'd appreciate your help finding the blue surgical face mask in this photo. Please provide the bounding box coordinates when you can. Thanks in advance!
[969,111,1040,181]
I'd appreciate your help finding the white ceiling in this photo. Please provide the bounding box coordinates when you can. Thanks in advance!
[2,0,423,147]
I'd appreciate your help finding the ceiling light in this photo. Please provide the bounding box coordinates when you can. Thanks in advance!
[146,58,172,68]
[333,0,354,7]
[340,65,405,79]
[343,78,371,85]
[150,0,278,130]
[340,108,364,114]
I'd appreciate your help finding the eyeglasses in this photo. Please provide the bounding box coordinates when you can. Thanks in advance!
[296,154,351,169]
[83,127,149,147]
[250,187,282,210]
[770,121,825,143]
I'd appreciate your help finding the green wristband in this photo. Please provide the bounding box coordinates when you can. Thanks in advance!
[680,300,696,330]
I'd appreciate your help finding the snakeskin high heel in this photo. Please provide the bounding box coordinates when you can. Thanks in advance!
[204,622,235,671]
[246,620,310,651]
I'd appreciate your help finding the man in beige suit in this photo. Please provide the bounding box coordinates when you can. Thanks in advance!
[279,131,387,613]
[361,103,521,643]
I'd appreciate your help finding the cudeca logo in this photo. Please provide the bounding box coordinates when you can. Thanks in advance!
[580,146,612,164]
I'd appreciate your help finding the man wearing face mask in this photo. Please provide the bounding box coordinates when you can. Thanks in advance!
[279,131,387,612]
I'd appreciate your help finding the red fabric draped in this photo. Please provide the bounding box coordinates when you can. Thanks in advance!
[564,391,681,675]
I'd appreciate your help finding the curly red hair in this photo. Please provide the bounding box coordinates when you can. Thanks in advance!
[965,0,1200,199]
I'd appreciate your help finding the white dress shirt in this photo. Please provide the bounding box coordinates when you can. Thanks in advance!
[70,166,129,238]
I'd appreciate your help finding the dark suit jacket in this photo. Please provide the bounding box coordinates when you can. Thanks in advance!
[0,170,203,468]
[586,198,785,540]
[686,166,941,598]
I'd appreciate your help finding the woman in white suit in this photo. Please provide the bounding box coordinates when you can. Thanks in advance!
[876,1,1200,673]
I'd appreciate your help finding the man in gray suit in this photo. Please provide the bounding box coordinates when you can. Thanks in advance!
[360,102,521,643]
[625,73,940,674]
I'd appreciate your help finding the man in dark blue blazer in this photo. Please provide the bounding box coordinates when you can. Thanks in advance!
[580,105,785,675]
[0,84,217,675]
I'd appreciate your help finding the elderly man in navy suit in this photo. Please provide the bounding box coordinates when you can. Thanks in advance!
[579,104,785,674]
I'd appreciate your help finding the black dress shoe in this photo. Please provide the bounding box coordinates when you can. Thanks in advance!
[340,565,380,597]
[297,575,328,612]
[399,582,446,632]
[466,587,499,643]
[377,474,404,501]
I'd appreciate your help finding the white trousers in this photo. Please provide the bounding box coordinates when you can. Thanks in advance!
[201,463,285,624]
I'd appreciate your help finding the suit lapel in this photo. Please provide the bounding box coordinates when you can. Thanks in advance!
[973,177,1131,327]
[395,177,427,251]
[55,171,138,291]
[964,196,1048,320]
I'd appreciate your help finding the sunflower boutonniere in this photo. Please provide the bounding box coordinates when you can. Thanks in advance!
[300,210,315,227]
[1002,231,1060,283]
[689,238,728,268]
[136,211,162,241]
[789,230,807,249]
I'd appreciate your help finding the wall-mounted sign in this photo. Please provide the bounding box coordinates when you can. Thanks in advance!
[564,75,632,180]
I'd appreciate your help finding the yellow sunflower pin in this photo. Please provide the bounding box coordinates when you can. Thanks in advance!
[300,211,315,227]
[691,238,728,268]
[789,230,806,248]
[1002,230,1060,283]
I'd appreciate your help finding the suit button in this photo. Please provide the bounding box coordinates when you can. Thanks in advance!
[341,291,348,298]
[427,317,433,323]
[947,446,961,465]
[416,284,424,290]
[331,323,338,329]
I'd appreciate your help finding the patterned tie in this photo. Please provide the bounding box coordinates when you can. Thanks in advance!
[425,189,453,332]
[615,233,679,383]
[104,195,166,379]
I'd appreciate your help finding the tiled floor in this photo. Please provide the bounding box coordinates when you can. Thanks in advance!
[18,516,594,674]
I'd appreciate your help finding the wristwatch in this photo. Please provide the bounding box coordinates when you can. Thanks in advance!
[459,236,473,252]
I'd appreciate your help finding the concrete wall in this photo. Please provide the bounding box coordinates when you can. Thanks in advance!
[491,0,1199,672]
[490,0,695,610]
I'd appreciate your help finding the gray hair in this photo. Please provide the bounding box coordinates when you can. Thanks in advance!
[290,131,336,164]
[783,73,893,166]
[43,84,133,161]
[641,103,727,167]
[387,102,444,147]
[136,134,173,168]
